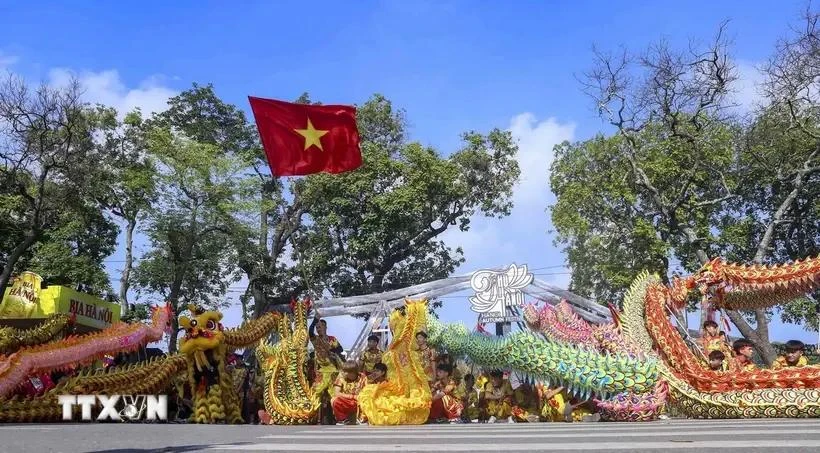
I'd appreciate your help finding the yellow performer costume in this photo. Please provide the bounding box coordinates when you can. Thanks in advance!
[772,355,809,369]
[511,383,540,422]
[484,378,514,419]
[309,316,343,404]
[357,300,432,425]
[362,347,383,373]
[536,383,567,422]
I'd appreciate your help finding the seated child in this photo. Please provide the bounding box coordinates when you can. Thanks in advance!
[772,340,809,369]
[362,335,383,374]
[367,362,387,384]
[708,350,727,371]
[483,370,514,423]
[536,383,566,422]
[429,363,463,423]
[732,339,757,371]
[511,382,540,422]
[458,373,480,422]
[331,360,367,425]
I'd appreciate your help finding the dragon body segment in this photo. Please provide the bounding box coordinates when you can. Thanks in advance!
[0,304,172,398]
[0,313,75,356]
[426,316,658,401]
[257,300,318,425]
[524,299,666,421]
[622,263,820,419]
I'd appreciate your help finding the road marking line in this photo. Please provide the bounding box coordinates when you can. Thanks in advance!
[257,428,817,439]
[204,439,820,451]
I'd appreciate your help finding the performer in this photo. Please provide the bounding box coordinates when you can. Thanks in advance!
[367,363,387,384]
[732,338,757,371]
[772,340,809,369]
[310,313,344,401]
[511,381,540,422]
[483,370,514,423]
[708,350,728,371]
[458,373,480,422]
[362,334,383,374]
[699,321,731,353]
[331,361,367,425]
[537,383,566,422]
[429,363,463,423]
[415,331,438,383]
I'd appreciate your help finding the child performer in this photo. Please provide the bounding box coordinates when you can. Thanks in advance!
[331,361,367,425]
[367,362,388,384]
[429,363,463,423]
[484,370,514,423]
[415,331,438,383]
[708,350,728,371]
[511,382,540,422]
[772,340,809,369]
[458,373,480,422]
[537,383,566,422]
[362,334,383,374]
[732,339,757,371]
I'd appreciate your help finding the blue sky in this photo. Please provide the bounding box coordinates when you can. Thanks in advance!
[1,0,817,348]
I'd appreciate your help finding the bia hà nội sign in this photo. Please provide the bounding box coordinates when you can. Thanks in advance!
[0,272,121,330]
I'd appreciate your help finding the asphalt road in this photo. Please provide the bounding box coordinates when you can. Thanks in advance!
[3,418,820,452]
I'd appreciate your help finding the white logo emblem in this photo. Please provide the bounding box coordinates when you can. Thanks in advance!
[469,264,533,323]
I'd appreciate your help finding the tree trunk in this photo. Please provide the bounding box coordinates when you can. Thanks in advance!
[166,275,184,354]
[118,219,137,314]
[168,316,180,354]
[0,233,38,294]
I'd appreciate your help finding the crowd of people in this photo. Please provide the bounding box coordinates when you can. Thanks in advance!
[304,314,594,426]
[698,320,810,372]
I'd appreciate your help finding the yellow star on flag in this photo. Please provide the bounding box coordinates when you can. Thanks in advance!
[294,117,329,151]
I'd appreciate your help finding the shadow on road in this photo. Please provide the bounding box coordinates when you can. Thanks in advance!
[90,442,253,452]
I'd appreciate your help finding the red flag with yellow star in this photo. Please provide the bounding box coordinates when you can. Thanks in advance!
[248,96,362,176]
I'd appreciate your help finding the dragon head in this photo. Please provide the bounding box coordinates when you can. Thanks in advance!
[178,304,225,355]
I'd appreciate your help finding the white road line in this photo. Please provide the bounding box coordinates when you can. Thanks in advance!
[203,439,820,451]
[289,421,820,433]
[257,428,816,440]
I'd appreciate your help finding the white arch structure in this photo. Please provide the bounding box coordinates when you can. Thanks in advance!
[310,266,612,359]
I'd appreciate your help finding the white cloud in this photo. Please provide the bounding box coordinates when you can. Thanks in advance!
[48,68,177,119]
[0,52,18,71]
[732,60,766,114]
[443,112,576,284]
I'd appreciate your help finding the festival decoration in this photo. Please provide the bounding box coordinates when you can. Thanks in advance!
[257,299,319,425]
[357,299,432,425]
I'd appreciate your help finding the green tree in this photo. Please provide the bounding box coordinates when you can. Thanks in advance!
[94,109,159,313]
[146,84,308,317]
[550,134,673,304]
[0,73,116,293]
[132,129,243,352]
[298,94,521,312]
[558,17,820,364]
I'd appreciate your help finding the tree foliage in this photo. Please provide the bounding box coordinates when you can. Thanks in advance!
[297,94,520,315]
[553,14,820,363]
